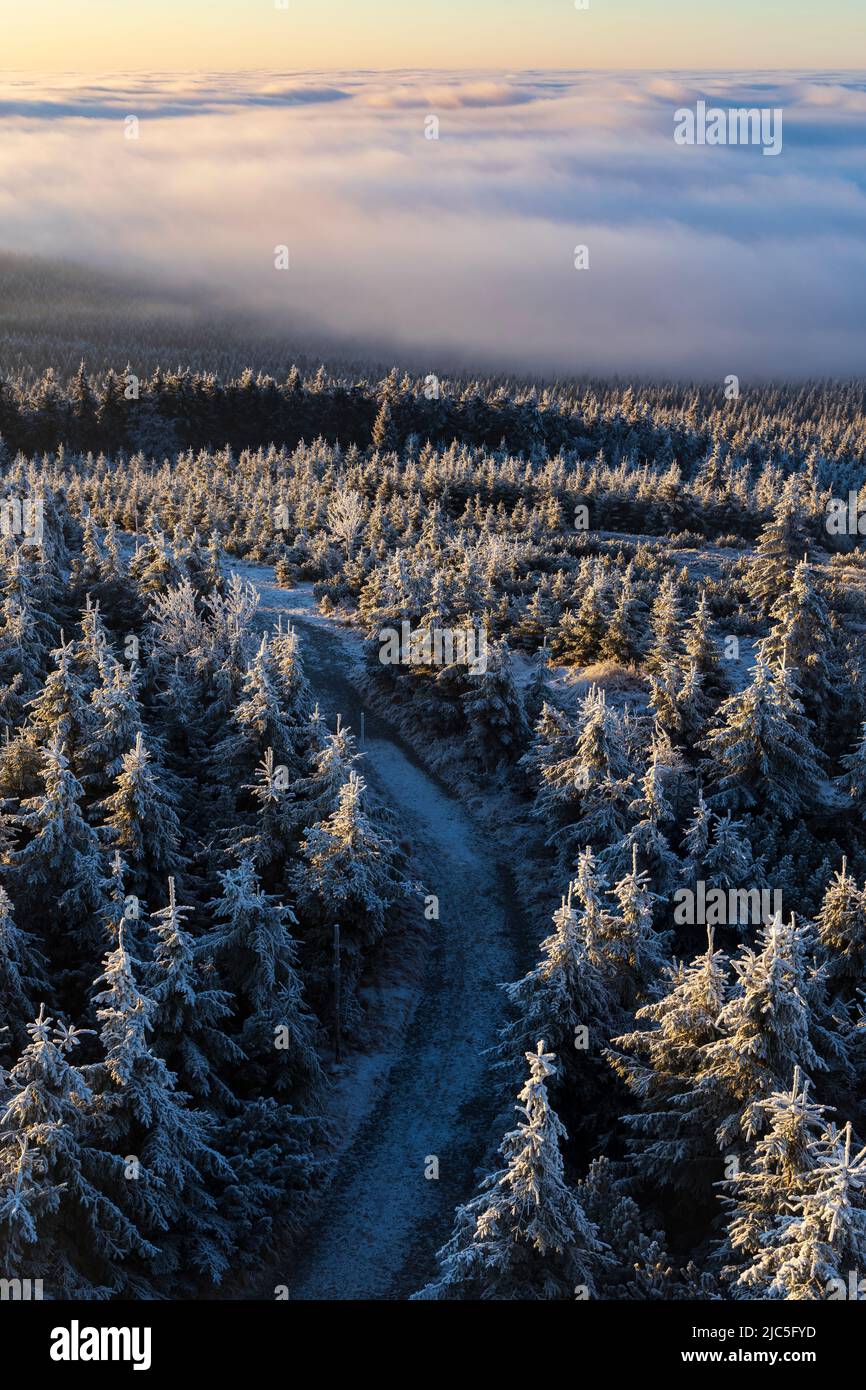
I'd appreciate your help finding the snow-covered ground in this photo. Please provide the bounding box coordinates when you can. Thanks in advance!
[231,564,525,1299]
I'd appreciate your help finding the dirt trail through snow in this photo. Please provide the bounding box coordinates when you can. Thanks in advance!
[233,565,525,1300]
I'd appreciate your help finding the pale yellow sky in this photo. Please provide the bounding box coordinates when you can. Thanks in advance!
[1,0,864,72]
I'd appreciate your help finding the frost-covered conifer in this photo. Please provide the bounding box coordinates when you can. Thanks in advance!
[578,1156,678,1300]
[74,597,112,695]
[814,860,866,1000]
[681,789,713,882]
[97,731,185,898]
[839,723,866,808]
[294,771,411,1009]
[747,487,809,612]
[147,879,244,1106]
[608,930,729,1193]
[702,915,824,1149]
[645,572,685,676]
[0,887,46,1042]
[234,746,297,873]
[82,655,143,790]
[603,846,669,1010]
[727,1087,866,1299]
[719,1068,828,1294]
[763,561,838,729]
[24,637,91,772]
[211,634,297,805]
[499,878,611,1083]
[13,736,109,951]
[599,570,645,667]
[701,657,823,816]
[601,750,679,892]
[271,618,312,726]
[0,1005,154,1295]
[90,924,231,1284]
[71,512,104,590]
[461,637,528,765]
[204,859,321,1099]
[683,591,729,700]
[702,811,758,893]
[292,711,360,827]
[413,1044,602,1300]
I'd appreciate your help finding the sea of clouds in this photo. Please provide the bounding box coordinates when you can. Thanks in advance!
[1,70,865,379]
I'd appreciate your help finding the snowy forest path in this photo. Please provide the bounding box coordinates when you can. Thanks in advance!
[231,565,525,1300]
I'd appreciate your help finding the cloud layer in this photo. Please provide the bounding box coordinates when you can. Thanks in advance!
[1,70,865,379]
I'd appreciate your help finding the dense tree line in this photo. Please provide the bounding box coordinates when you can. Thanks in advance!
[0,492,413,1296]
[4,363,866,1299]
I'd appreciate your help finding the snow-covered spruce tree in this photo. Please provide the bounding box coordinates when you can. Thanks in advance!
[598,569,646,667]
[700,657,824,817]
[147,878,245,1107]
[498,876,613,1088]
[703,811,761,895]
[271,618,313,727]
[89,923,232,1287]
[645,571,685,677]
[726,1091,866,1299]
[648,652,713,748]
[0,1005,156,1296]
[552,581,607,666]
[0,886,46,1044]
[70,512,104,592]
[0,563,51,724]
[747,486,810,614]
[839,722,866,808]
[210,633,298,817]
[81,654,144,792]
[203,859,322,1100]
[536,686,634,866]
[412,1043,602,1300]
[701,915,825,1151]
[460,636,529,767]
[291,710,361,828]
[602,846,670,1012]
[129,528,184,597]
[600,748,679,893]
[573,684,633,788]
[683,591,729,701]
[675,660,714,746]
[23,636,91,774]
[97,731,185,901]
[100,518,125,586]
[515,588,553,653]
[718,1067,829,1296]
[607,929,730,1195]
[779,1119,866,1298]
[12,735,109,955]
[73,597,113,696]
[233,746,298,878]
[762,560,839,732]
[521,700,580,826]
[681,788,713,883]
[813,859,866,1001]
[521,656,554,732]
[293,770,412,1014]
